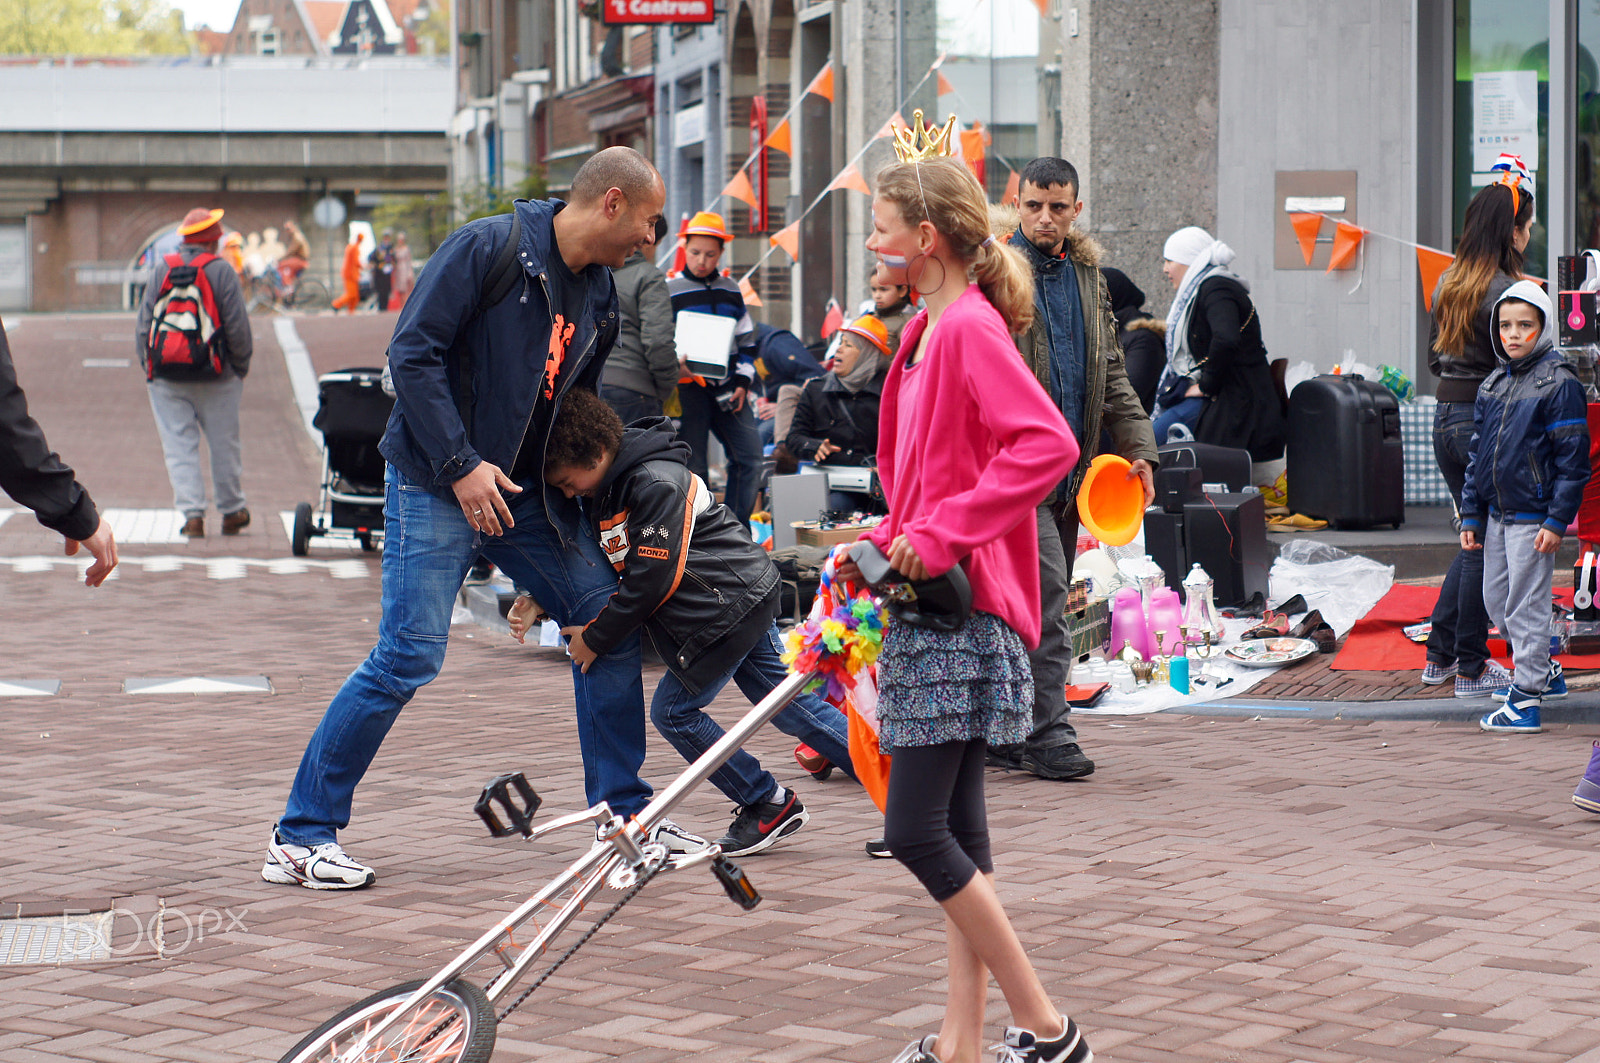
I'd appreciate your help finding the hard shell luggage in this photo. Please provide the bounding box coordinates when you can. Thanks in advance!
[1156,441,1253,492]
[1286,374,1404,529]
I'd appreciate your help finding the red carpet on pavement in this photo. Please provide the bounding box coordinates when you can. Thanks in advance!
[1331,584,1600,671]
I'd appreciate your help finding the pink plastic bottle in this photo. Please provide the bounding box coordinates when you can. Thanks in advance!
[1146,587,1185,656]
[1109,587,1150,661]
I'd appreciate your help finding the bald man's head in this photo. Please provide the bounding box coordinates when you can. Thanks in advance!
[570,146,661,207]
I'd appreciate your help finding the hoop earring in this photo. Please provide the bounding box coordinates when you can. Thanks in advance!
[907,252,946,295]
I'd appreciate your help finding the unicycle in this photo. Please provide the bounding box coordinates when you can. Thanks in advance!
[276,542,969,1063]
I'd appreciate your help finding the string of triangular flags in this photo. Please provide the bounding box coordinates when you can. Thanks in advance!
[1287,211,1543,313]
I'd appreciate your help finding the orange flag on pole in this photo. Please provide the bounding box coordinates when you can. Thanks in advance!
[804,64,834,102]
[1002,169,1020,207]
[764,119,793,157]
[721,170,760,210]
[828,163,872,195]
[1289,213,1323,266]
[1417,247,1454,312]
[770,222,801,261]
[739,277,763,308]
[1326,222,1365,272]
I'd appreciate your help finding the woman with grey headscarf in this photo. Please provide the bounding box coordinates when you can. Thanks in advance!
[785,314,892,513]
[1151,226,1286,459]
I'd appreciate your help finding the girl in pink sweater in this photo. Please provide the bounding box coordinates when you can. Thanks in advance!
[843,157,1089,1063]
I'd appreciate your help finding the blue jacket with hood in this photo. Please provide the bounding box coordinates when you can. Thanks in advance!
[379,198,619,528]
[1459,280,1590,536]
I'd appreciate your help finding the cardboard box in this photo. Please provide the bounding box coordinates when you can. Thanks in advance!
[792,521,874,548]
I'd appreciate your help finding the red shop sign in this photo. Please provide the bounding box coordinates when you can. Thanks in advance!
[601,0,714,23]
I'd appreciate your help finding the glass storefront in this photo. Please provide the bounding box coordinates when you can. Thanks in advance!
[1452,0,1548,269]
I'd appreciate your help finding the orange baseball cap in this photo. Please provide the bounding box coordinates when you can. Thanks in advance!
[840,314,892,356]
[684,211,734,242]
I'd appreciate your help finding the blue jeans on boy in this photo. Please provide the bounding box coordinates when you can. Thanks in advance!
[277,465,649,846]
[1152,396,1204,444]
[650,625,853,808]
[1424,401,1490,678]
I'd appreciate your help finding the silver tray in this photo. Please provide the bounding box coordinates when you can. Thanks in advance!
[1223,637,1318,667]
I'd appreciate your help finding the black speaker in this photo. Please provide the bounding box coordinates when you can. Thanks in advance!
[1155,465,1204,514]
[1183,491,1270,607]
[1142,508,1187,592]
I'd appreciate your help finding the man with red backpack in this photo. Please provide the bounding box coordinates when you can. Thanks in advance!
[135,206,254,538]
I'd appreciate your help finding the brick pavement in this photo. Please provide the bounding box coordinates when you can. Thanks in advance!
[5,314,1600,1062]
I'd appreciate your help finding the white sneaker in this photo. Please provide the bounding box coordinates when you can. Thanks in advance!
[650,819,709,853]
[261,829,376,890]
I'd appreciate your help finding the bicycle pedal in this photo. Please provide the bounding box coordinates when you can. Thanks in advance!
[474,772,542,838]
[711,855,762,911]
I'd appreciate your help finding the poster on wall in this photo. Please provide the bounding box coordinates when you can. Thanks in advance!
[1473,70,1539,173]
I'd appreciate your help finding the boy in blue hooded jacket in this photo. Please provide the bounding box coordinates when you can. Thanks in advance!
[1460,280,1591,732]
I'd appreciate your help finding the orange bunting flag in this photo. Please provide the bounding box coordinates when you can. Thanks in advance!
[1325,222,1365,273]
[937,70,954,96]
[828,163,872,196]
[764,119,793,157]
[770,222,801,262]
[804,63,834,102]
[1002,168,1020,207]
[739,277,763,308]
[1289,212,1323,267]
[721,170,760,211]
[874,111,908,140]
[1417,247,1454,312]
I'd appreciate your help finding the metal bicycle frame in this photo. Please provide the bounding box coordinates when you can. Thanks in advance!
[338,669,813,1058]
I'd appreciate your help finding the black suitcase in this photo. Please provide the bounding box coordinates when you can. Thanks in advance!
[1286,375,1404,529]
[1157,441,1253,492]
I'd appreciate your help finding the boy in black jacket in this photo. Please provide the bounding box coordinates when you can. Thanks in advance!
[512,389,854,856]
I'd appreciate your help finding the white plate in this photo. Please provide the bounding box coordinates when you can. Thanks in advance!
[1223,637,1318,667]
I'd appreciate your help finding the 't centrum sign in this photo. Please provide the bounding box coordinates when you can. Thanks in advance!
[601,0,713,23]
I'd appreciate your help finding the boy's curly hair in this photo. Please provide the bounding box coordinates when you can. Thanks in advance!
[544,388,625,474]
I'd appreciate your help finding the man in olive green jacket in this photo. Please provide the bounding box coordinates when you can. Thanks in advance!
[997,158,1159,782]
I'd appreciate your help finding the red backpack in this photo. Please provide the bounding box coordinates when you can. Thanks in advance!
[144,252,225,381]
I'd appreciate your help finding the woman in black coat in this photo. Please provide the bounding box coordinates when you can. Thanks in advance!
[1101,267,1164,414]
[1152,226,1285,460]
[785,315,891,514]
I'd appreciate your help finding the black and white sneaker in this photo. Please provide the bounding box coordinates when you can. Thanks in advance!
[995,1017,1092,1063]
[651,819,710,853]
[261,828,376,890]
[716,790,809,856]
[891,1035,942,1063]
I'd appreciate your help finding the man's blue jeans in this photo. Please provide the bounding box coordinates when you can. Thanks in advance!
[1425,400,1490,678]
[277,465,649,846]
[650,625,853,808]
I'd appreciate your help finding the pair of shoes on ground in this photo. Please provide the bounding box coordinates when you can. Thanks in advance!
[987,743,1095,781]
[893,1016,1092,1063]
[180,508,251,538]
[261,816,716,890]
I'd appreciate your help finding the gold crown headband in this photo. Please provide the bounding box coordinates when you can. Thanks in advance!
[892,110,959,164]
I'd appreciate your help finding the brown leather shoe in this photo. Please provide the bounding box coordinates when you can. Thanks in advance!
[221,508,251,535]
[181,516,205,538]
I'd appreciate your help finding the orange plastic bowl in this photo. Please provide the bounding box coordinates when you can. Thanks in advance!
[1077,453,1144,546]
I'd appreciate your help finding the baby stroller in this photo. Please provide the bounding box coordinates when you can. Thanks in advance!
[291,367,394,556]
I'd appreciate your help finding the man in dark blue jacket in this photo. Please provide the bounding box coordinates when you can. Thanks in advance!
[263,147,669,890]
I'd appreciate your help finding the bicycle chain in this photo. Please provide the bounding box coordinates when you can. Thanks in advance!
[492,858,664,1024]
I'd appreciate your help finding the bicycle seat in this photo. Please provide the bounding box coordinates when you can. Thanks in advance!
[847,540,972,632]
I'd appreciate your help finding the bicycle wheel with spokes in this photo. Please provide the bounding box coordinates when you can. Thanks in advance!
[277,977,496,1063]
[292,277,331,312]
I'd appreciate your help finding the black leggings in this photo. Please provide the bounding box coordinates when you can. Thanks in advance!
[882,738,992,901]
